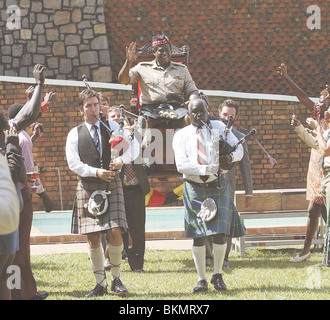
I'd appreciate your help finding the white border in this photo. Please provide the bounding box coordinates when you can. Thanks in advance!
[0,75,319,103]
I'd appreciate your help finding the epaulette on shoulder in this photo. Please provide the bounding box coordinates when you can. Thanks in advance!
[172,61,186,67]
[138,61,153,66]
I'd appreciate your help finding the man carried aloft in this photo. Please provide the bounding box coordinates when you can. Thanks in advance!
[118,34,199,126]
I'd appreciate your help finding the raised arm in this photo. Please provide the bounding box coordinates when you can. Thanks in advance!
[277,63,315,112]
[12,64,47,131]
[118,42,141,85]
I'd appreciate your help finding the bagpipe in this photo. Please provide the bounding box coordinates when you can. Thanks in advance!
[199,91,277,189]
[81,76,133,215]
[82,75,133,155]
[201,118,256,188]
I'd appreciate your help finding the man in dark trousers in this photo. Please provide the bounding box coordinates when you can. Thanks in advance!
[8,65,50,300]
[108,106,150,272]
[206,99,253,269]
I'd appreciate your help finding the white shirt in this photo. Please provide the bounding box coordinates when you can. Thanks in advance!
[172,120,243,183]
[294,124,318,149]
[66,120,139,178]
[322,129,330,168]
[294,124,330,169]
[0,154,19,235]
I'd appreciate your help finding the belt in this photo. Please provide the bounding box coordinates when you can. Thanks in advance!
[123,184,140,189]
[184,179,218,188]
[80,180,110,191]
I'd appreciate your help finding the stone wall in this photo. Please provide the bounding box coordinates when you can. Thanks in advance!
[0,0,111,82]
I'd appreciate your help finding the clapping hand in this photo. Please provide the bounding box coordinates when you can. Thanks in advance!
[290,117,301,127]
[32,122,44,138]
[306,117,318,129]
[44,92,58,106]
[25,86,35,101]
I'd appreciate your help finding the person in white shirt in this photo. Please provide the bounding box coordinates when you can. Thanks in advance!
[206,99,254,269]
[172,99,246,293]
[66,89,138,297]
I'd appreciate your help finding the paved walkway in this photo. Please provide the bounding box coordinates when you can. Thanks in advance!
[30,239,193,256]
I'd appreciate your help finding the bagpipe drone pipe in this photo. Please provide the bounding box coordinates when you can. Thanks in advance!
[201,117,256,189]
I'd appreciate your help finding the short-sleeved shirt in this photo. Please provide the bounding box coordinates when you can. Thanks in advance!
[129,60,198,105]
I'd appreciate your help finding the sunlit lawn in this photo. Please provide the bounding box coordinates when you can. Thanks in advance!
[31,247,330,300]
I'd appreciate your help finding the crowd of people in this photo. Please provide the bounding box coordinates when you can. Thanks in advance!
[0,34,329,300]
[0,64,56,300]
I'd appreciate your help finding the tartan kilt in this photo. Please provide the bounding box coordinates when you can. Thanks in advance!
[71,176,128,235]
[183,177,246,238]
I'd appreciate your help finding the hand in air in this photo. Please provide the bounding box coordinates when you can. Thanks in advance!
[126,42,141,62]
[33,64,47,85]
[44,92,58,106]
[276,63,288,78]
[290,117,301,127]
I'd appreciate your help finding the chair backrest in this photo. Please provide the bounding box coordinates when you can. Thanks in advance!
[135,43,189,65]
[130,44,190,112]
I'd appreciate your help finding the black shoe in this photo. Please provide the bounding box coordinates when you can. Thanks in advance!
[111,277,128,296]
[211,273,227,291]
[85,283,107,298]
[30,291,49,300]
[193,279,208,293]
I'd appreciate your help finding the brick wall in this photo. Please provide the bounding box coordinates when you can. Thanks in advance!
[0,79,132,210]
[0,78,312,211]
[105,0,328,96]
[1,1,327,96]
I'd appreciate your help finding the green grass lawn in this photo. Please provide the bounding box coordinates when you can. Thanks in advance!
[31,247,330,300]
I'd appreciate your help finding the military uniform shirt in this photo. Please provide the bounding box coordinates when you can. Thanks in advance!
[129,60,198,105]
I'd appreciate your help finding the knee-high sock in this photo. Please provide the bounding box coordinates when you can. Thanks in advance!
[108,243,123,279]
[213,243,227,275]
[88,246,106,287]
[192,245,206,281]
